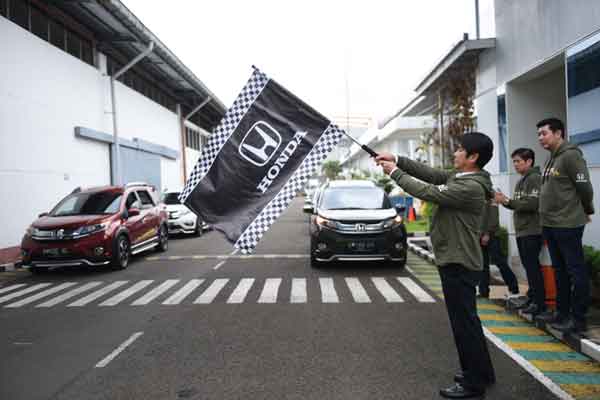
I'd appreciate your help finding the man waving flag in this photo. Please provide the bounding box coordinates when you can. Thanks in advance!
[179,67,344,254]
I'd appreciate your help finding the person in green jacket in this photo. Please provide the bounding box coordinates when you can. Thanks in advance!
[478,199,519,299]
[495,148,545,316]
[535,118,594,333]
[376,132,495,399]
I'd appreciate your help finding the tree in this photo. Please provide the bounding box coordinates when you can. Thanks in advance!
[322,160,342,180]
[372,172,395,194]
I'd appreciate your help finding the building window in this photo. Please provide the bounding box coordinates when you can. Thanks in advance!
[2,1,95,67]
[30,4,48,40]
[49,19,65,50]
[9,0,29,30]
[66,29,81,58]
[497,94,508,173]
[185,127,205,151]
[1,0,8,17]
[567,31,600,165]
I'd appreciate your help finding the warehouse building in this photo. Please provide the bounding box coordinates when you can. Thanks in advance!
[0,0,226,248]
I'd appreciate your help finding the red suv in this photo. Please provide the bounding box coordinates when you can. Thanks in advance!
[21,183,168,273]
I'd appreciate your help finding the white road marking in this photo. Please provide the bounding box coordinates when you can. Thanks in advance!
[0,284,27,295]
[162,279,204,305]
[131,280,180,306]
[68,281,129,307]
[397,277,436,303]
[194,279,229,304]
[371,278,404,303]
[319,278,339,303]
[345,278,371,303]
[257,278,281,303]
[0,283,52,304]
[290,278,307,303]
[95,332,144,368]
[5,283,77,308]
[36,282,103,307]
[483,327,574,400]
[99,281,154,306]
[213,249,239,270]
[227,278,254,304]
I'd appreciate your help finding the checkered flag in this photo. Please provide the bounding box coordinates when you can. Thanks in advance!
[180,67,344,253]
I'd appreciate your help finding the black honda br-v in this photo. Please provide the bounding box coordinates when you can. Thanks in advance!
[305,180,407,269]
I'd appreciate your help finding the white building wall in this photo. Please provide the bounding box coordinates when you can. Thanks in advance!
[0,19,185,248]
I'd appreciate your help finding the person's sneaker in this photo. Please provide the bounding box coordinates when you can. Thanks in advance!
[509,297,529,309]
[535,310,562,323]
[505,292,521,300]
[551,318,588,333]
[521,303,541,316]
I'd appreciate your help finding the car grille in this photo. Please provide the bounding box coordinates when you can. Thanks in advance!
[32,228,79,241]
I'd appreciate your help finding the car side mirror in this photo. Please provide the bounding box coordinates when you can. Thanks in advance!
[128,208,140,217]
[38,212,49,218]
[395,205,406,214]
[303,205,314,214]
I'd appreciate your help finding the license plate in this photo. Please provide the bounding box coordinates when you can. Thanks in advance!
[43,248,61,256]
[349,241,375,252]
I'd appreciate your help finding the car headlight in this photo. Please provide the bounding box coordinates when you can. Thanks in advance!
[383,215,403,229]
[316,216,338,229]
[179,209,192,216]
[74,222,108,237]
[26,225,38,236]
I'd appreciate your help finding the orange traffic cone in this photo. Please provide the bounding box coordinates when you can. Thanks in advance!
[539,240,556,309]
[408,206,416,222]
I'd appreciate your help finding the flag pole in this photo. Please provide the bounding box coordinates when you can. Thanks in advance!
[341,130,379,158]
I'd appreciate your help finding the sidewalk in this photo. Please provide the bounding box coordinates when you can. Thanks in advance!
[407,238,600,359]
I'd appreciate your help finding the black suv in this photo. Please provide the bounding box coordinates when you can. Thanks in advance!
[305,180,407,269]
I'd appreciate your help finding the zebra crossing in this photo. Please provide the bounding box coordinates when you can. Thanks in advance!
[0,276,437,309]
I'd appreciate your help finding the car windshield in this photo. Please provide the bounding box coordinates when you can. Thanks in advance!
[319,187,391,210]
[50,192,123,216]
[162,192,182,205]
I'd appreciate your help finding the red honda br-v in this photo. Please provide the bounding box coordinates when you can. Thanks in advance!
[21,183,168,273]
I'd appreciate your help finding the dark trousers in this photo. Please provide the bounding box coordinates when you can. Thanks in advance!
[479,235,519,295]
[516,235,545,309]
[543,226,589,323]
[439,264,496,389]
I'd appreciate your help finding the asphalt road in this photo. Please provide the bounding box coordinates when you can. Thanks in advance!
[0,197,559,400]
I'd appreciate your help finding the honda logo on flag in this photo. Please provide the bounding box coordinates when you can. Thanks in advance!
[239,121,282,166]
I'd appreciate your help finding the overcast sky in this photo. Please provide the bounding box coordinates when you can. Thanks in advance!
[122,0,495,123]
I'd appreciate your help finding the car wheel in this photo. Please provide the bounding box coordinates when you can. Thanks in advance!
[309,239,322,269]
[156,225,168,252]
[194,222,202,237]
[111,235,130,270]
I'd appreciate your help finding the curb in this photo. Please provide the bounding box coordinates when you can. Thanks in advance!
[407,242,600,364]
[406,231,429,238]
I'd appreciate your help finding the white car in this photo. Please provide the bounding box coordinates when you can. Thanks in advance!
[161,192,209,236]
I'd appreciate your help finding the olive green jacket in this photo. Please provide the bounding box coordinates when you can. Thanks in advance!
[502,166,542,237]
[540,142,594,228]
[390,157,493,271]
[481,201,500,236]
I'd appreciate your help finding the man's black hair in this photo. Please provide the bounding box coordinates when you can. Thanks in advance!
[511,147,535,166]
[458,132,493,169]
[536,118,565,138]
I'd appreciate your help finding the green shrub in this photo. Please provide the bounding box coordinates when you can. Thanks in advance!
[584,245,600,282]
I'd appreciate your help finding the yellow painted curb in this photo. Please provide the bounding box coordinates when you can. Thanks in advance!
[560,384,600,398]
[507,342,573,352]
[532,360,600,373]
[477,304,504,311]
[479,314,523,321]
[487,326,546,335]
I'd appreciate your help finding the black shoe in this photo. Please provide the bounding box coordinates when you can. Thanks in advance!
[521,303,542,316]
[454,373,464,384]
[512,297,530,309]
[439,383,485,399]
[551,318,587,333]
[535,310,562,323]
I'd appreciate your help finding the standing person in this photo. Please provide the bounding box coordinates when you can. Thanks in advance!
[536,118,594,333]
[495,148,545,316]
[376,132,496,399]
[478,199,520,300]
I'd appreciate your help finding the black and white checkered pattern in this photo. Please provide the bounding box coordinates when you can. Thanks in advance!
[234,124,344,254]
[179,69,269,204]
